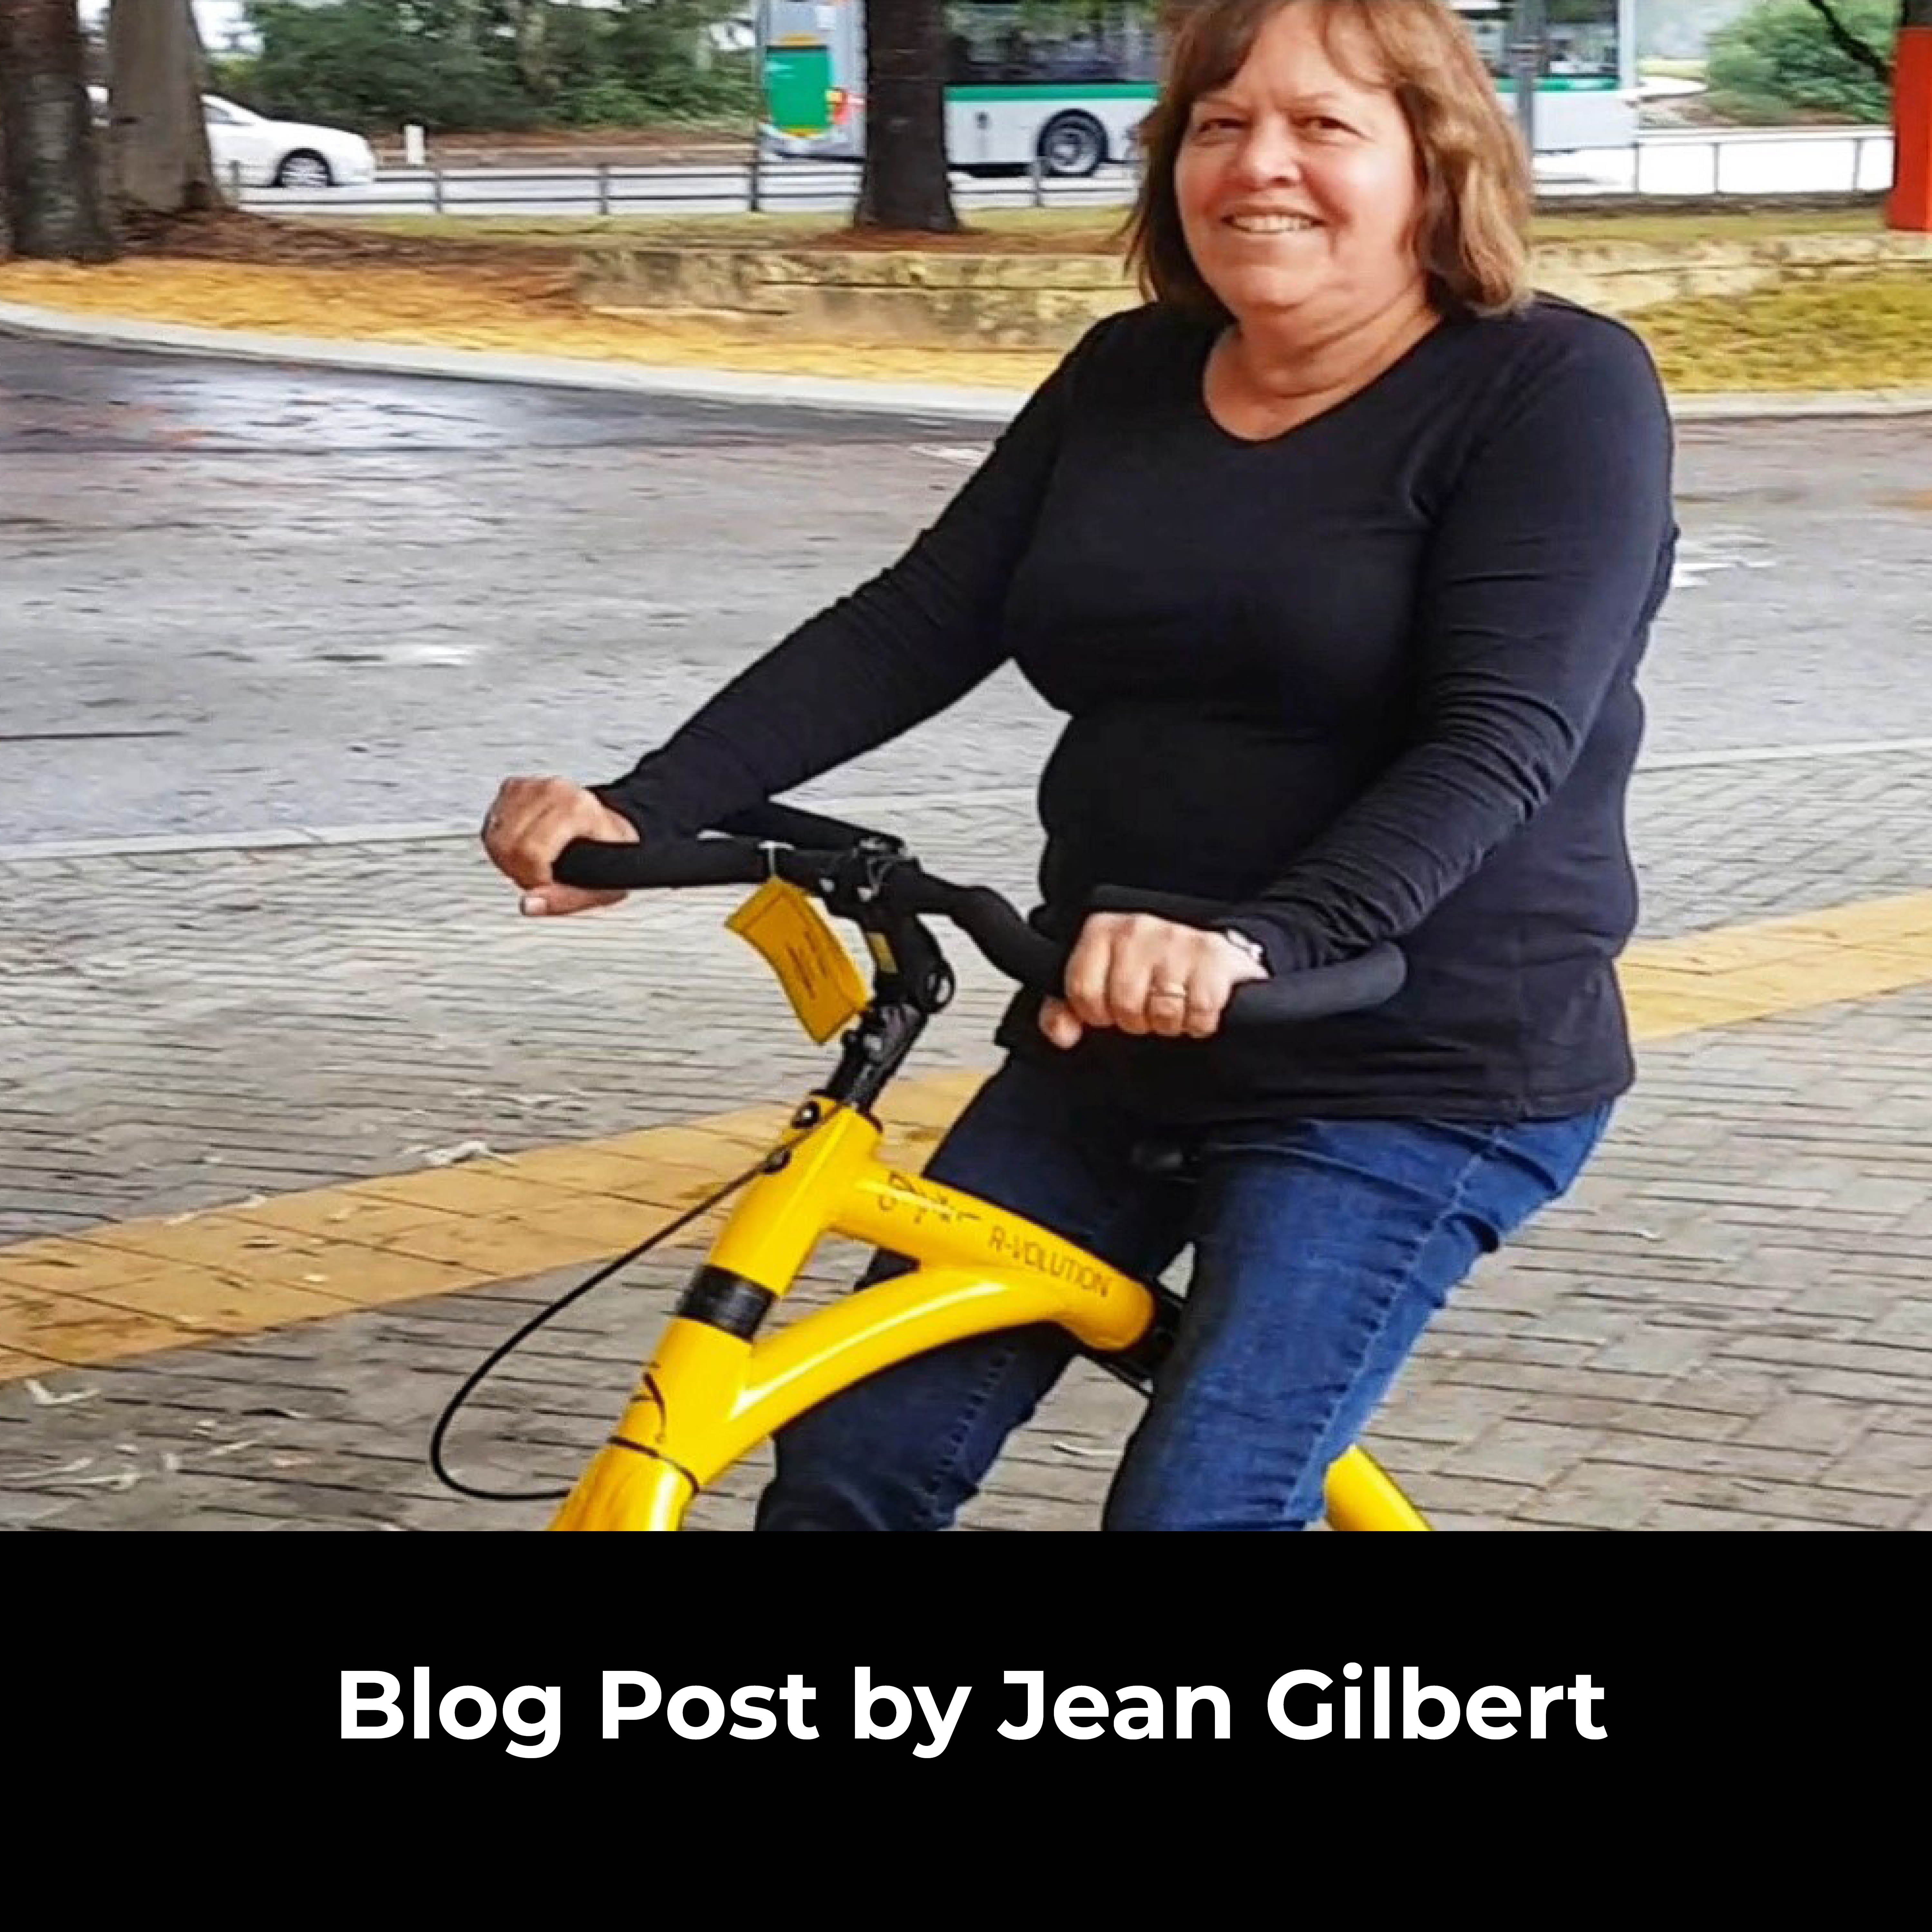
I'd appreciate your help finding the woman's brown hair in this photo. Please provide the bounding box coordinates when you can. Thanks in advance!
[1125,0,1533,319]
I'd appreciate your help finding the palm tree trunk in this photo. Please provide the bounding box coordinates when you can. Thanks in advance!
[106,0,219,216]
[854,0,959,233]
[508,0,553,103]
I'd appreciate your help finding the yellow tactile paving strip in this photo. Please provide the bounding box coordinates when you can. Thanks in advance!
[4,892,1931,1382]
[0,1071,988,1381]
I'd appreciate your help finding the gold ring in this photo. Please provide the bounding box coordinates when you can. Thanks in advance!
[1149,983,1189,1001]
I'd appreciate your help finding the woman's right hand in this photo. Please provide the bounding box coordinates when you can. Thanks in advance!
[481,775,640,918]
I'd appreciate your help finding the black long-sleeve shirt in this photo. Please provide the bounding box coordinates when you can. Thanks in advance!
[602,296,1678,1125]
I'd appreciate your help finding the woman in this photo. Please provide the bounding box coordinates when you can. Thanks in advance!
[483,0,1676,1531]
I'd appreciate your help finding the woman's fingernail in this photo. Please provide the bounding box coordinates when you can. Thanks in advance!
[520,893,546,916]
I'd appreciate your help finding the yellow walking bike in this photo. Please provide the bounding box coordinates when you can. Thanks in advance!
[529,801,1426,1532]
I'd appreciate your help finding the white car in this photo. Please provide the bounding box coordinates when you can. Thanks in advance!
[89,86,377,189]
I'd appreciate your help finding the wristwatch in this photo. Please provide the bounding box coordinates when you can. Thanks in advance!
[1217,928,1269,972]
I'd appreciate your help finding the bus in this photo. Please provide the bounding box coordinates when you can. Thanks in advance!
[761,1,1158,177]
[757,0,1638,175]
[1455,1,1640,149]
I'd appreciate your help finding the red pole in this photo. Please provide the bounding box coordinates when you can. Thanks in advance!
[1892,26,1932,231]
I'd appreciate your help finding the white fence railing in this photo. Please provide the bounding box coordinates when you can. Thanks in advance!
[232,127,1896,220]
[234,158,1143,218]
[1553,126,1897,198]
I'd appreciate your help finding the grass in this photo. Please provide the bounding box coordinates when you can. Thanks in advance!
[1638,273,1932,393]
[5,196,1929,396]
[0,254,1068,389]
[342,202,1897,255]
[4,249,1929,394]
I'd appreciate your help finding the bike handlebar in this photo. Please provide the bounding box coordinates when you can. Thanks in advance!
[552,821,1405,1028]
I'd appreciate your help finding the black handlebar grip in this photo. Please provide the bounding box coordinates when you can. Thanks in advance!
[1081,883,1407,1022]
[551,836,769,893]
[930,882,1404,1025]
[1227,944,1406,1023]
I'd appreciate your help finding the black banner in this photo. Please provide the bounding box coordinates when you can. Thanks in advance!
[25,1532,1915,1794]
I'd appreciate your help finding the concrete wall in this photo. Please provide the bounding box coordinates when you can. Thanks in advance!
[577,227,1932,350]
[577,245,1141,350]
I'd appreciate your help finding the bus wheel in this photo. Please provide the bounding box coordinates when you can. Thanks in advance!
[1037,112,1106,179]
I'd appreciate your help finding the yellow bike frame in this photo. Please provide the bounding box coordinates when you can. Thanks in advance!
[553,1098,1429,1533]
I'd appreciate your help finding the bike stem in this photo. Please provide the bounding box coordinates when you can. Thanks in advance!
[819,856,961,1115]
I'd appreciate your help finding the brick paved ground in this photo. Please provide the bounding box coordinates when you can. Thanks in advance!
[6,754,1930,1244]
[4,759,1930,1532]
[5,981,1929,1534]
[5,340,1929,1532]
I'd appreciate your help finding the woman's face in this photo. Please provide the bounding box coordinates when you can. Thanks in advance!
[1175,2,1425,331]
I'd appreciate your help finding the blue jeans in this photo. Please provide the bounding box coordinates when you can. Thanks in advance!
[754,1059,1612,1531]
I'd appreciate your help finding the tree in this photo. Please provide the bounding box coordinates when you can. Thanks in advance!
[854,0,959,232]
[106,0,219,216]
[1799,1,1932,80]
[234,2,750,131]
[1708,0,1897,120]
[503,0,555,106]
[0,0,116,260]
[243,0,535,131]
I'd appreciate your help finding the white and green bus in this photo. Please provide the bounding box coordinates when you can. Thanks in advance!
[761,0,1158,177]
[758,0,1637,175]
[1456,1,1639,149]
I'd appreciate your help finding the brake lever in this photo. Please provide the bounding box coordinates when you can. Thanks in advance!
[819,840,906,921]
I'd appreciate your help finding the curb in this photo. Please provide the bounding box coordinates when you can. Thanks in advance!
[6,298,1932,424]
[0,301,1030,423]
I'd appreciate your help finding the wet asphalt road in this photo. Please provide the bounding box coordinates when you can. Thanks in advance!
[2,334,1929,847]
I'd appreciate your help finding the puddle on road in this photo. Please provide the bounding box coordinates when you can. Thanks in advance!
[1673,526,1781,589]
[313,640,481,668]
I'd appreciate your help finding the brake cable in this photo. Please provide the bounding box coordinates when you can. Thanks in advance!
[428,1109,844,1505]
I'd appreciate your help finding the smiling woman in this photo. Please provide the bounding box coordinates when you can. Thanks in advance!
[1125,0,1532,440]
[487,0,1679,1534]
[1129,0,1530,329]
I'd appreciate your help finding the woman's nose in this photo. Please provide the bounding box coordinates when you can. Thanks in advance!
[1227,120,1306,190]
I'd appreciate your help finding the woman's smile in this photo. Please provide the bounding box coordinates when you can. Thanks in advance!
[1219,209,1326,235]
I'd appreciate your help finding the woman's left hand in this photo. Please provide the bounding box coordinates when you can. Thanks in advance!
[1040,914,1268,1050]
